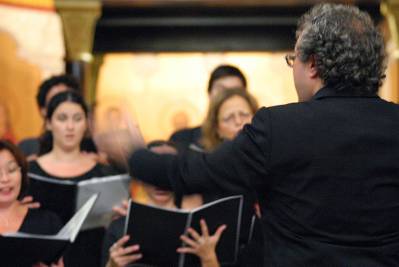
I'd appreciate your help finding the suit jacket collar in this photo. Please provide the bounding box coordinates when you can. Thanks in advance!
[312,85,379,100]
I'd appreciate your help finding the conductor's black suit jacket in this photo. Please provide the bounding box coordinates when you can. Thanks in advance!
[130,86,399,267]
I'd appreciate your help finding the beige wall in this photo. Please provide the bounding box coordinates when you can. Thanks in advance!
[0,3,64,142]
[0,31,42,141]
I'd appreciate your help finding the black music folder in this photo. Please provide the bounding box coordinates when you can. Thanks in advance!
[124,195,243,267]
[0,194,98,266]
[27,173,130,229]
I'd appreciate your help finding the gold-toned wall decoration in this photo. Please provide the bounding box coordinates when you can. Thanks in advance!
[0,31,43,141]
[55,0,102,105]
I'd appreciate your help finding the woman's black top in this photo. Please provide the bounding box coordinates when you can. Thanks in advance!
[19,208,62,235]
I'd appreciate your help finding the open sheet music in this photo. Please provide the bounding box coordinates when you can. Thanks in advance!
[27,173,130,229]
[0,194,98,266]
[124,195,243,267]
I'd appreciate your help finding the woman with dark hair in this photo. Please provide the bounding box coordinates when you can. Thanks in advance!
[0,140,63,266]
[28,91,117,267]
[206,65,247,99]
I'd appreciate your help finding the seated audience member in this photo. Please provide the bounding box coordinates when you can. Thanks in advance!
[0,103,16,144]
[28,91,118,267]
[102,141,223,267]
[0,140,63,266]
[18,74,97,160]
[170,65,248,151]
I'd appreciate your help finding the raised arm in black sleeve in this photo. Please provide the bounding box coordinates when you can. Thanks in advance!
[129,107,271,197]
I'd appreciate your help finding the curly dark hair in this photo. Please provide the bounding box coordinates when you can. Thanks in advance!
[36,74,80,109]
[296,3,386,95]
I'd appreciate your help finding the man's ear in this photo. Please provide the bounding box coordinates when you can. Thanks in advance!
[308,55,318,78]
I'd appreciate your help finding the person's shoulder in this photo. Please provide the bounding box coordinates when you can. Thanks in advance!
[377,97,399,109]
[27,159,37,167]
[18,137,40,156]
[265,101,309,112]
[169,126,201,141]
[18,137,39,146]
[81,136,98,153]
[253,103,307,120]
[91,162,122,176]
[27,160,41,173]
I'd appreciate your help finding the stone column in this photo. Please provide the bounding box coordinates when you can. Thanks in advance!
[55,0,102,107]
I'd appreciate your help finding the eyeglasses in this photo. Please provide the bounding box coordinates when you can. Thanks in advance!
[285,54,296,68]
[220,111,252,125]
[0,165,21,179]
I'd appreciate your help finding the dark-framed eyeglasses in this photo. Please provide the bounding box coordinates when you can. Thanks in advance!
[285,54,296,68]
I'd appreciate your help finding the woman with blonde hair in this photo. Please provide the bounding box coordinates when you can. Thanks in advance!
[201,88,258,151]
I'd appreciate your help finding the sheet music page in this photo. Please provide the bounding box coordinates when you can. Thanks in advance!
[57,194,98,241]
[77,174,130,230]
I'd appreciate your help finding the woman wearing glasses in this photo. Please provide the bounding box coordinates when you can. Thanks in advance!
[196,88,264,267]
[0,140,63,266]
[201,88,258,151]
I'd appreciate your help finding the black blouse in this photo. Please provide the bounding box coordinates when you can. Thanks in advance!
[19,208,62,235]
[28,160,116,182]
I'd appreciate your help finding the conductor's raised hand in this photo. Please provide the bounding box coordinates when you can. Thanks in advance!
[94,109,145,168]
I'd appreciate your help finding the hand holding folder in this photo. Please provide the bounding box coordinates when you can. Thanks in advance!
[178,218,227,267]
[124,195,243,267]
